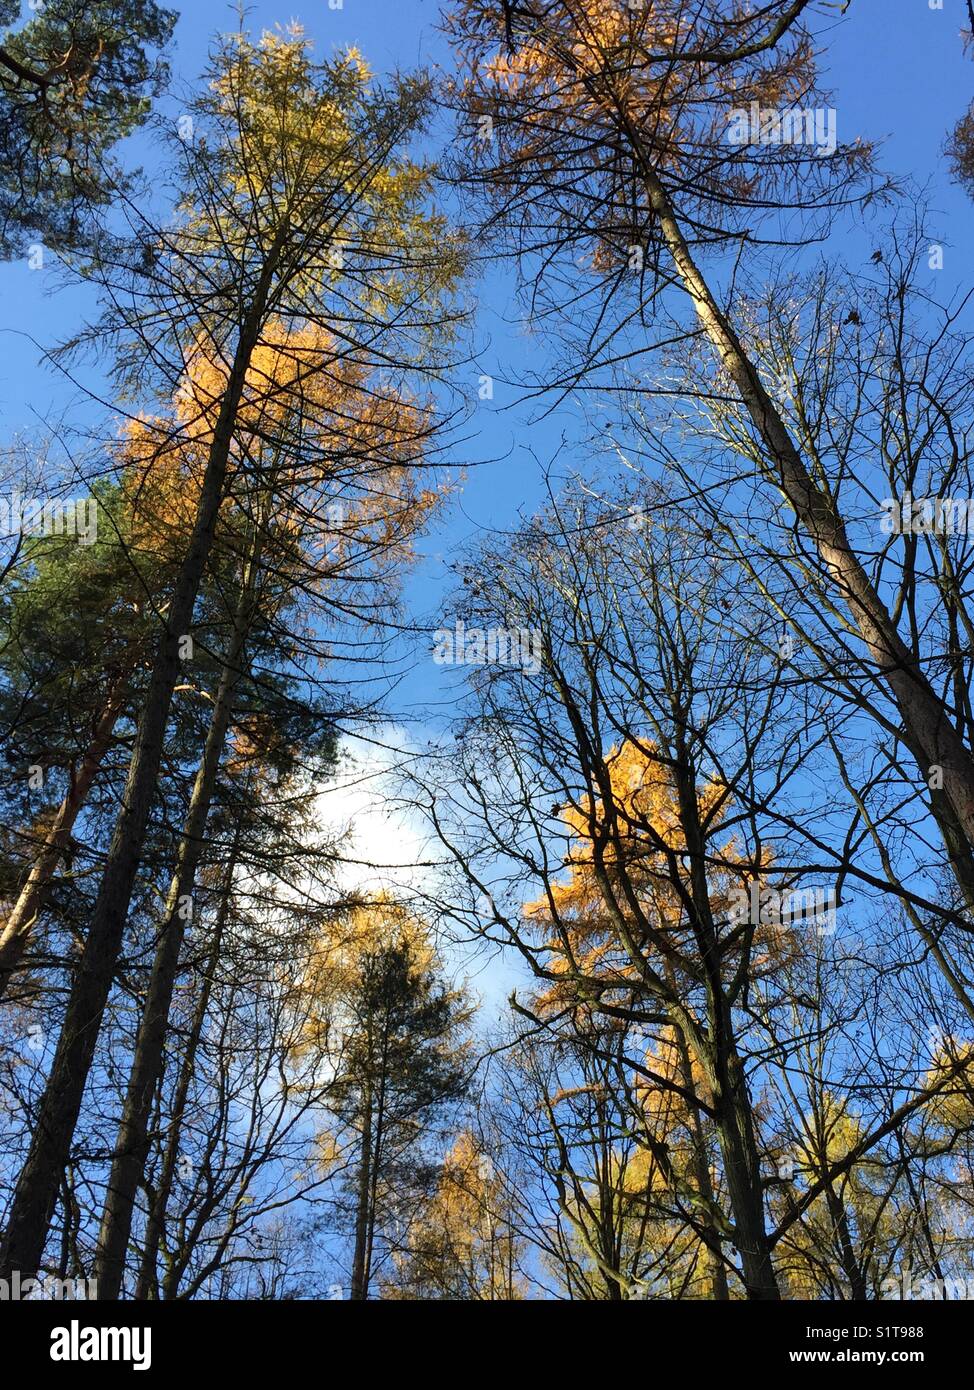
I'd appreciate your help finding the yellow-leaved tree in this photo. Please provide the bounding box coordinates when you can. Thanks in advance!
[521,737,792,1299]
[384,1131,524,1300]
[1,16,465,1291]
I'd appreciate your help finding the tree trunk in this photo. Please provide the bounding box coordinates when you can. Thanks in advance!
[0,245,281,1282]
[0,685,125,1000]
[94,569,256,1299]
[711,1076,780,1299]
[350,1079,374,1301]
[639,161,974,909]
[699,1003,780,1300]
[671,1019,730,1300]
[825,1182,868,1301]
[133,868,232,1300]
[667,750,775,1297]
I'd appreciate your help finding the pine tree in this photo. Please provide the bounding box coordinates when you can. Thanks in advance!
[0,0,176,256]
[300,897,472,1300]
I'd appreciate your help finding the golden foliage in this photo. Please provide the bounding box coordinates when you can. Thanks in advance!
[446,0,822,270]
[295,892,441,1059]
[924,1039,974,1131]
[523,738,788,1011]
[387,1131,523,1299]
[114,319,443,576]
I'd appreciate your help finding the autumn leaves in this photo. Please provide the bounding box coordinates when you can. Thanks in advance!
[0,23,464,1291]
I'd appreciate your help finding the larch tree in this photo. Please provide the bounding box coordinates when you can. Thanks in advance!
[443,0,974,956]
[410,479,974,1298]
[93,315,448,1298]
[0,23,464,1283]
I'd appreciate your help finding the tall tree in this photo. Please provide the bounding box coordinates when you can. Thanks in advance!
[445,0,974,943]
[0,24,463,1282]
[300,896,471,1300]
[94,319,446,1298]
[411,483,974,1297]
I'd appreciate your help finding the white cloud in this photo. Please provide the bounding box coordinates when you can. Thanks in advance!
[313,725,433,898]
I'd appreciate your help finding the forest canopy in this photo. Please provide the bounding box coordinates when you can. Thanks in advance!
[1,0,974,1326]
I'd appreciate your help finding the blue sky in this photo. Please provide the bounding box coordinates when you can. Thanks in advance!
[1,0,973,786]
[2,0,971,608]
[1,0,970,1292]
[2,0,972,607]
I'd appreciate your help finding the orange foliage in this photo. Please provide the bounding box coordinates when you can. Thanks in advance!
[114,319,443,575]
[524,738,791,1012]
[448,0,823,271]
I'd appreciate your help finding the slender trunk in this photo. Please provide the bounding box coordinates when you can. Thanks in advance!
[639,162,974,908]
[824,1182,868,1301]
[94,571,256,1299]
[594,1118,624,1299]
[0,247,282,1282]
[134,871,232,1300]
[363,1029,392,1299]
[711,1067,780,1300]
[350,1077,374,1301]
[671,1018,730,1300]
[0,686,125,999]
[698,998,779,1300]
[667,749,773,1297]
